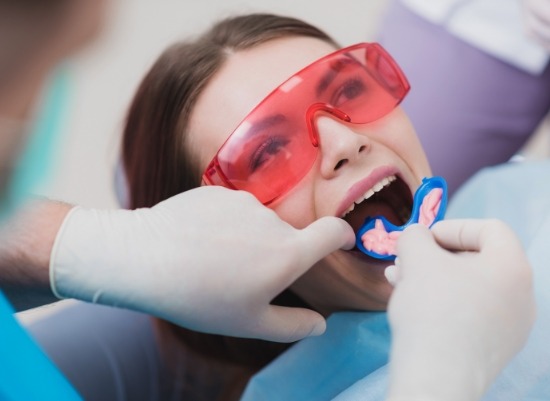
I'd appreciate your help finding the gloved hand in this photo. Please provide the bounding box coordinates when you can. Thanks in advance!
[523,0,550,50]
[50,186,354,342]
[385,219,536,401]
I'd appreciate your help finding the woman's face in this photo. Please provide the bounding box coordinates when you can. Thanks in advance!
[189,37,431,315]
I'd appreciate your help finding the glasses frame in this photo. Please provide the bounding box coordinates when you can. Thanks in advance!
[201,42,410,205]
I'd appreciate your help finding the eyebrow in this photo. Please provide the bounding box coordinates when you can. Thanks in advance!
[315,57,357,97]
[246,113,287,137]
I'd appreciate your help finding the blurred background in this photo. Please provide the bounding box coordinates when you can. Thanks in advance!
[35,0,392,210]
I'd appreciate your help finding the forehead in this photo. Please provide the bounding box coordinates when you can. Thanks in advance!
[190,36,338,168]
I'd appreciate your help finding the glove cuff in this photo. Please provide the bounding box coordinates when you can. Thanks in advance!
[49,206,149,305]
[49,205,81,299]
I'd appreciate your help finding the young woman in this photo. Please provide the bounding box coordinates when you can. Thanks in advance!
[120,13,432,400]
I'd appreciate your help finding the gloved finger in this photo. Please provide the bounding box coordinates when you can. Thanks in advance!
[396,224,436,259]
[384,260,401,286]
[394,224,442,277]
[253,305,326,342]
[290,217,354,282]
[431,219,520,254]
[429,219,482,252]
[304,216,355,250]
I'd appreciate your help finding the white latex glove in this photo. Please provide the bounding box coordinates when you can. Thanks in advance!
[50,186,354,342]
[524,0,550,50]
[385,219,536,401]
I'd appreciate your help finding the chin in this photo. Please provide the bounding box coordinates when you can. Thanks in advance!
[305,250,393,314]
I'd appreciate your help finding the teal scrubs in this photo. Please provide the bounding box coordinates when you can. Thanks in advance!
[0,69,81,400]
[0,292,82,400]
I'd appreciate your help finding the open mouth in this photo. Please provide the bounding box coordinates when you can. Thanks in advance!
[341,174,413,236]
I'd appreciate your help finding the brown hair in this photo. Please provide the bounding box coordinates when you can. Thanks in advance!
[121,13,338,400]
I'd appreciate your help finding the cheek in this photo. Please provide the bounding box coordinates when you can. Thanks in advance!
[390,130,427,164]
[270,175,318,229]
[379,114,431,176]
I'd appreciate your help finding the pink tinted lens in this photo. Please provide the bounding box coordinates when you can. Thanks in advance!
[202,43,409,204]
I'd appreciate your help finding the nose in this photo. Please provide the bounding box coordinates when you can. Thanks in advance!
[315,115,371,178]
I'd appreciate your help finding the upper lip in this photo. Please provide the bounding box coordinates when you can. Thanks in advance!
[335,165,402,218]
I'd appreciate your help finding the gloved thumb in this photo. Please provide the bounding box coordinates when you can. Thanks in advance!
[395,224,442,276]
[431,218,520,253]
[253,305,326,342]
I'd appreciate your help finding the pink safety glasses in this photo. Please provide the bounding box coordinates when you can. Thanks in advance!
[202,42,410,205]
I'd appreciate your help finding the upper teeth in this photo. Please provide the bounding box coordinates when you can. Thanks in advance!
[341,175,397,217]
